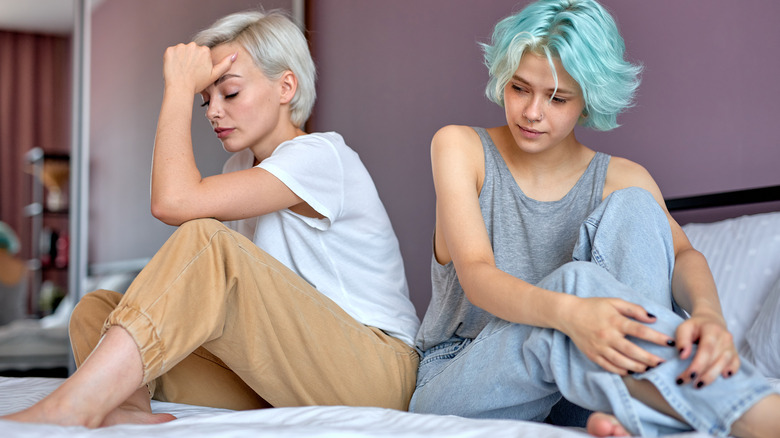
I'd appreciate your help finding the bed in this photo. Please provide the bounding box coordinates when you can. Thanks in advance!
[1,185,779,438]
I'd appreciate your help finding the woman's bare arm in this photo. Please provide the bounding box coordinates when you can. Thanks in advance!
[150,43,303,226]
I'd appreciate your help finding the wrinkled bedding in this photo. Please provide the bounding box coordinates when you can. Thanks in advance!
[0,376,720,438]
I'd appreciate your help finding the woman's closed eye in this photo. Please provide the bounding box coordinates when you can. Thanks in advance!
[199,92,238,108]
[511,84,527,93]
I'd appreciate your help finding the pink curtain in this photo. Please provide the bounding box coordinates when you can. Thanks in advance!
[0,31,71,262]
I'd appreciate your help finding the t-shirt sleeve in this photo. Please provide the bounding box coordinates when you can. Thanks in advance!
[256,136,343,230]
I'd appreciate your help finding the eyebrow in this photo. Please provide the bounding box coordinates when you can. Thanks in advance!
[214,73,242,86]
[511,74,576,96]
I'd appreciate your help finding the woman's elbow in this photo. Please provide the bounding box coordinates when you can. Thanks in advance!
[150,198,186,226]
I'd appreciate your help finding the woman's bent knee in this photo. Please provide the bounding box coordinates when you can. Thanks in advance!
[69,290,123,331]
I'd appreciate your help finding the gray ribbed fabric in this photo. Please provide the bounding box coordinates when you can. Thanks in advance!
[415,127,610,352]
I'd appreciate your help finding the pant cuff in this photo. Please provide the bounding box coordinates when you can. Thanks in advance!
[103,305,166,386]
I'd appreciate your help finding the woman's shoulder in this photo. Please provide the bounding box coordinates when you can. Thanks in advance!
[270,132,348,161]
[603,155,660,196]
[431,125,490,157]
[281,131,343,149]
[432,125,483,145]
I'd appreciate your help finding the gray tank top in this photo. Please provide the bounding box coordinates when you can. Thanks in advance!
[415,127,610,352]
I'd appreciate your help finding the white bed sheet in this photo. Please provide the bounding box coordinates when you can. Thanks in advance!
[0,377,716,438]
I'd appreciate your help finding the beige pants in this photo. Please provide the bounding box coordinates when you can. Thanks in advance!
[69,219,419,411]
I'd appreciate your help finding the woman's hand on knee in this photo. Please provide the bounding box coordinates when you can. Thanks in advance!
[560,297,673,375]
[674,313,740,388]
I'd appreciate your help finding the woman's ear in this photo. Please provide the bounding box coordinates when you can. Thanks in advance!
[279,71,297,105]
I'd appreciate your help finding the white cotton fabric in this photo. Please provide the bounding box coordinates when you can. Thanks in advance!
[742,277,780,379]
[681,211,780,351]
[222,132,419,346]
[0,376,731,438]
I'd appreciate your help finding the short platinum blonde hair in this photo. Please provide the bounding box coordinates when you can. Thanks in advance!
[194,10,316,127]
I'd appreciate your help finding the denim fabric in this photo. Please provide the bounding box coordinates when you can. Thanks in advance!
[410,187,774,436]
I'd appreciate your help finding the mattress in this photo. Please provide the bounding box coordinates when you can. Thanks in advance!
[0,376,715,438]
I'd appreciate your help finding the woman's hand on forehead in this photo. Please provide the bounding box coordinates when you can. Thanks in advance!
[162,42,236,95]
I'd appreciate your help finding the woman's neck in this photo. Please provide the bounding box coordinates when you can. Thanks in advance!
[250,122,307,164]
[495,127,595,201]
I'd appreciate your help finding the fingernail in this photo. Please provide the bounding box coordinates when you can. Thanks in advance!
[678,348,684,355]
[230,52,238,61]
[693,339,699,345]
[646,312,656,318]
[666,339,676,347]
[676,378,684,385]
[696,381,704,389]
[627,370,635,375]
[646,365,653,372]
[727,371,733,377]
[690,372,697,379]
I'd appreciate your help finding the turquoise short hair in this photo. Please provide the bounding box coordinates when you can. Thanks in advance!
[482,0,642,131]
[0,221,20,255]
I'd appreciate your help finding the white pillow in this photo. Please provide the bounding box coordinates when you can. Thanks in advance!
[681,211,780,351]
[741,278,780,379]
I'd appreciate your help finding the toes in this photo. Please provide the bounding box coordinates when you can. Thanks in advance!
[587,412,630,437]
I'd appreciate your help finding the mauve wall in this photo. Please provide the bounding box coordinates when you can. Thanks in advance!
[307,0,780,317]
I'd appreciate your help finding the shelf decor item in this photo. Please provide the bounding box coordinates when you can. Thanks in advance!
[41,160,70,213]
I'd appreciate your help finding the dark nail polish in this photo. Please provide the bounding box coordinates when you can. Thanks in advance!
[666,339,676,347]
[727,371,733,377]
[646,365,652,372]
[627,370,635,375]
[696,381,704,388]
[690,372,697,379]
[678,348,684,355]
[694,339,700,345]
[647,312,656,318]
[676,378,684,385]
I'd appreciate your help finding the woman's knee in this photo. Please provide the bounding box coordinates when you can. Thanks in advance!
[176,218,227,235]
[605,187,657,211]
[70,290,123,329]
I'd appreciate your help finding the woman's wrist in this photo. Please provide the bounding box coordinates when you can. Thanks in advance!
[546,292,580,333]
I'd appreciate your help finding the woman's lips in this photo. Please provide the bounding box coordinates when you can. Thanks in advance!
[215,128,235,139]
[518,125,542,139]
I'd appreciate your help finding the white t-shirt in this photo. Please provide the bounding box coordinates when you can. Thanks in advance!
[222,132,419,346]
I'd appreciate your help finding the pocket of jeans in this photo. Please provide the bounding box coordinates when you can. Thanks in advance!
[416,338,472,387]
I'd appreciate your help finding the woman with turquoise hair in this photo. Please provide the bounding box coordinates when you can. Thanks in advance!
[410,0,779,436]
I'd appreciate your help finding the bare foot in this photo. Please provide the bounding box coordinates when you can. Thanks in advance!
[2,408,83,427]
[2,397,92,427]
[587,412,630,437]
[3,406,175,428]
[100,404,176,427]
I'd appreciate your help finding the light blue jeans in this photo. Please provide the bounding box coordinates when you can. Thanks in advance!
[410,187,774,436]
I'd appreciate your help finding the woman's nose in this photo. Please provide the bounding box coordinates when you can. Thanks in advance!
[206,99,222,121]
[523,97,544,122]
